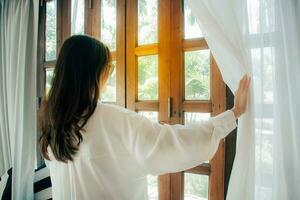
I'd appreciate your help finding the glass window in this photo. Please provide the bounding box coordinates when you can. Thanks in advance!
[46,0,57,61]
[138,55,158,100]
[71,0,85,35]
[184,112,210,125]
[101,0,117,51]
[184,173,208,200]
[101,61,116,102]
[184,0,203,39]
[185,50,210,100]
[147,175,158,200]
[138,0,158,45]
[46,68,55,95]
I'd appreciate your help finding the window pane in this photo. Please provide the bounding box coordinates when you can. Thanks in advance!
[185,50,210,100]
[46,0,57,61]
[147,175,158,200]
[46,68,54,95]
[138,55,158,100]
[184,112,210,125]
[138,111,158,200]
[71,0,85,35]
[101,0,117,50]
[184,173,208,200]
[138,111,158,122]
[138,0,158,45]
[101,61,116,102]
[184,0,203,39]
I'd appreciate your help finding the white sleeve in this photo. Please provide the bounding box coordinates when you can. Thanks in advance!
[119,109,237,176]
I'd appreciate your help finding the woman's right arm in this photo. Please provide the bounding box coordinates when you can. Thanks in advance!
[118,75,250,176]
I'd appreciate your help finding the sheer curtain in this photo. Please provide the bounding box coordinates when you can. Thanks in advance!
[187,0,300,199]
[0,0,38,199]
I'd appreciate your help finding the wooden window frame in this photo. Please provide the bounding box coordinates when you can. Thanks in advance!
[126,0,226,199]
[38,0,227,199]
[39,0,126,106]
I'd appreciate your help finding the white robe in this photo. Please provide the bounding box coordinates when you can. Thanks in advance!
[46,101,237,200]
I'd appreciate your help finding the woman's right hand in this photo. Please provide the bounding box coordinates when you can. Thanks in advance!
[231,75,251,118]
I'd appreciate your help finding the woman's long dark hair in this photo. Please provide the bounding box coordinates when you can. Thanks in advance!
[39,35,112,162]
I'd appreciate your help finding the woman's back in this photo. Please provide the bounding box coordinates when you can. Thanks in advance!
[47,102,150,200]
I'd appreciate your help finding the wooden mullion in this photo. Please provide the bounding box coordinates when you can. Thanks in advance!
[185,163,211,176]
[169,0,184,125]
[209,56,226,200]
[126,0,137,110]
[85,0,100,38]
[44,60,56,68]
[94,0,101,38]
[56,0,62,55]
[182,101,212,113]
[85,0,91,35]
[61,0,71,41]
[158,0,176,199]
[182,38,209,51]
[135,101,159,111]
[170,173,184,200]
[169,0,184,200]
[134,44,158,56]
[159,174,171,200]
[158,0,171,124]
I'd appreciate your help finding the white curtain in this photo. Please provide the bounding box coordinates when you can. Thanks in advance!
[0,0,38,199]
[187,0,300,199]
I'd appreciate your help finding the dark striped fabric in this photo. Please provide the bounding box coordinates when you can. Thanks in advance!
[0,169,8,196]
[0,168,12,200]
[0,166,52,200]
[34,165,52,200]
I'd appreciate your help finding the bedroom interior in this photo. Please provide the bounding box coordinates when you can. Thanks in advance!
[0,0,299,199]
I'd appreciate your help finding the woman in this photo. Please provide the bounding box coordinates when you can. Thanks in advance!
[39,35,250,200]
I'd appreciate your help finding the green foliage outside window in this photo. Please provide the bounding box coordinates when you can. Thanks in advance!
[46,0,56,61]
[101,0,117,50]
[138,0,158,45]
[185,50,210,100]
[138,55,158,100]
[184,173,208,200]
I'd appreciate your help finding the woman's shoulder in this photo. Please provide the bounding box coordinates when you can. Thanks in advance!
[96,101,137,117]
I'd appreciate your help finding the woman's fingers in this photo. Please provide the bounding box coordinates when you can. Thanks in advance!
[244,76,250,95]
[231,74,251,118]
[243,76,248,90]
[240,75,247,91]
[242,75,250,91]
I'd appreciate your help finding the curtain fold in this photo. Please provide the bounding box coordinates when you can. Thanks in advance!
[187,0,300,199]
[0,0,38,199]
